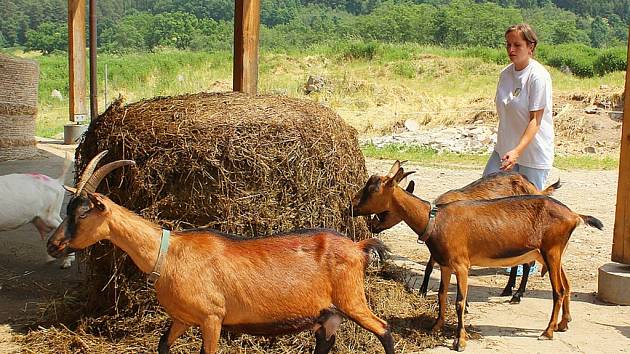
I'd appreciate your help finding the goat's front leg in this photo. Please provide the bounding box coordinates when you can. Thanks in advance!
[158,320,190,353]
[32,217,53,241]
[200,315,222,354]
[510,262,533,304]
[420,255,435,297]
[453,265,469,352]
[500,266,518,297]
[432,265,452,333]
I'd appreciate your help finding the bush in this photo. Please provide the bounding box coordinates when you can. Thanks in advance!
[538,43,598,77]
[392,62,416,78]
[594,47,627,76]
[340,41,379,60]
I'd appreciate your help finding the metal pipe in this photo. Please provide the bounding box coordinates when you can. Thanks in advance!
[89,0,97,121]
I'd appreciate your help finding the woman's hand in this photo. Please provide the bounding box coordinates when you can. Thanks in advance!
[501,149,520,170]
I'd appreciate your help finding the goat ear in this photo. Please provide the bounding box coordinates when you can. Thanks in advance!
[405,180,415,193]
[87,193,107,212]
[386,160,401,179]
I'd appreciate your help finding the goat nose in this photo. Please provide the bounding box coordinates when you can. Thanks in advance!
[47,240,65,258]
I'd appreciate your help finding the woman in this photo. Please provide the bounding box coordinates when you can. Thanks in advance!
[484,23,554,276]
[484,23,554,191]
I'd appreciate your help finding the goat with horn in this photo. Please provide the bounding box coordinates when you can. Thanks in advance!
[47,151,395,354]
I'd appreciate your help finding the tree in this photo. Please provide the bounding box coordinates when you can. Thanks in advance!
[590,17,611,48]
[24,21,68,54]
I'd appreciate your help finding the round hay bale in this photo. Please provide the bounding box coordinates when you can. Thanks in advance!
[0,54,39,161]
[76,91,371,315]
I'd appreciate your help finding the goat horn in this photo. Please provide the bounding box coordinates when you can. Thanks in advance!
[75,150,109,195]
[82,160,136,194]
[398,171,415,182]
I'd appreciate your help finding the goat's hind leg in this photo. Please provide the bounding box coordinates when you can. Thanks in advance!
[158,320,191,353]
[336,289,394,353]
[556,266,571,332]
[539,252,565,340]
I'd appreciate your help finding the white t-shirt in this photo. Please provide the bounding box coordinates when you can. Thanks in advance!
[494,59,554,169]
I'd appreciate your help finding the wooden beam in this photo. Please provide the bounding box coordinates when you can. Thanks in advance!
[612,26,630,264]
[233,0,260,94]
[68,0,88,123]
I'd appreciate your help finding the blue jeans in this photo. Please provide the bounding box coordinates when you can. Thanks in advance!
[483,151,550,190]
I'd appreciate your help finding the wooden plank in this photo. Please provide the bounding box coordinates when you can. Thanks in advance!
[233,0,260,94]
[67,0,88,123]
[612,27,630,264]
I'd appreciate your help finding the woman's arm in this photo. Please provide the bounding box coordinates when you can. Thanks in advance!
[500,108,544,170]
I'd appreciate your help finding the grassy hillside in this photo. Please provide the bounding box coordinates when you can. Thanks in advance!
[30,45,624,136]
[18,44,623,169]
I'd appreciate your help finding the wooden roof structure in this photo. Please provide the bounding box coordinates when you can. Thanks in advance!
[66,3,630,265]
[67,0,260,123]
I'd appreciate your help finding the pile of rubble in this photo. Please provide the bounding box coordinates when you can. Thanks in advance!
[361,120,497,154]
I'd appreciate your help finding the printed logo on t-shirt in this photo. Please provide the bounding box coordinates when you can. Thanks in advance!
[513,87,521,97]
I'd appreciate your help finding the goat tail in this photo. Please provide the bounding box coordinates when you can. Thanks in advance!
[542,179,561,195]
[579,214,604,230]
[358,238,391,264]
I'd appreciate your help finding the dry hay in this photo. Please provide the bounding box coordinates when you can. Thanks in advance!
[65,91,374,319]
[18,264,462,353]
[0,53,39,161]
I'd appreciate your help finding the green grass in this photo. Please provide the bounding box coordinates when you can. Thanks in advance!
[9,44,624,153]
[361,143,619,171]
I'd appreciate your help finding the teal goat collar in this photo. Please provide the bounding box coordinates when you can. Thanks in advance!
[417,203,437,243]
[148,229,170,286]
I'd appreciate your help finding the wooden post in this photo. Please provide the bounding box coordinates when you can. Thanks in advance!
[89,0,98,120]
[612,27,630,264]
[233,0,260,94]
[68,0,88,123]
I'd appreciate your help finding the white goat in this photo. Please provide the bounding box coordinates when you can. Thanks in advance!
[0,159,75,268]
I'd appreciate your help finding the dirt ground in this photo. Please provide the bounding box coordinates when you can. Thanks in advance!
[1,140,629,353]
[0,142,82,354]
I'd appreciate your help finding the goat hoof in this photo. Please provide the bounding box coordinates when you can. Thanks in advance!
[557,321,569,332]
[509,295,521,304]
[431,322,443,333]
[453,338,466,352]
[45,255,56,264]
[60,261,72,269]
[500,289,513,297]
[538,331,554,340]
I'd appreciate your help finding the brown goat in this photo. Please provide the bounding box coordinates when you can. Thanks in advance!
[351,160,603,351]
[365,167,561,304]
[47,152,395,354]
